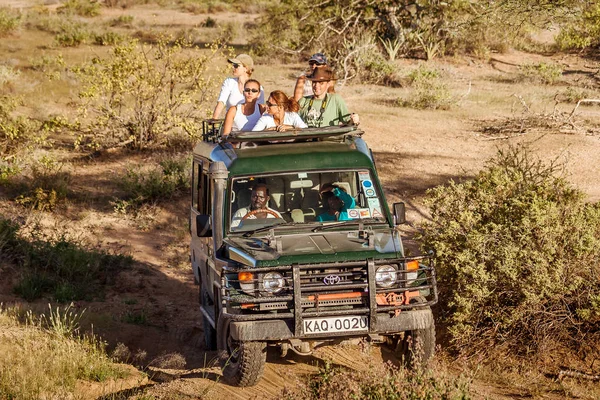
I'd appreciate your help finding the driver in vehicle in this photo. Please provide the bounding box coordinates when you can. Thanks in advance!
[231,183,283,228]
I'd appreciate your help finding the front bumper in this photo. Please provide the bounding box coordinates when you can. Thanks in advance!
[229,308,434,341]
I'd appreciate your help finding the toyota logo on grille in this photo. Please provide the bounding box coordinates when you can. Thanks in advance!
[323,275,341,285]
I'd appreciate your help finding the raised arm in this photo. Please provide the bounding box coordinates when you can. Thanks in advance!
[293,75,306,101]
[222,106,237,136]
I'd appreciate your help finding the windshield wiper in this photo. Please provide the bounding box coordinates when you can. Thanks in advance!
[242,221,301,237]
[311,220,361,232]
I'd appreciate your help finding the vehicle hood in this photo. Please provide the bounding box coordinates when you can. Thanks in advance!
[222,229,403,267]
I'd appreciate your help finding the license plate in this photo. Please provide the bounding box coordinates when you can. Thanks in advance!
[303,315,368,334]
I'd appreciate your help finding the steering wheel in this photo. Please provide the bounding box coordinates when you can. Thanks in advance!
[242,209,280,220]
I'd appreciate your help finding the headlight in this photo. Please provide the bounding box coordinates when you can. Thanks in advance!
[375,265,397,288]
[262,272,285,293]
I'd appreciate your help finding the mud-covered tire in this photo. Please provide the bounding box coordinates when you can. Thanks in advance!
[200,285,217,351]
[397,322,435,369]
[222,332,266,387]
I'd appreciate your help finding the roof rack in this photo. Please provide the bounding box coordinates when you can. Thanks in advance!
[224,126,363,144]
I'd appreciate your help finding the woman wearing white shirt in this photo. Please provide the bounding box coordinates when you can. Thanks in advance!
[253,90,308,132]
[212,54,265,119]
[222,79,266,135]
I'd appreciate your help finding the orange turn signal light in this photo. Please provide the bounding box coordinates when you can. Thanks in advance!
[238,271,254,282]
[406,260,419,271]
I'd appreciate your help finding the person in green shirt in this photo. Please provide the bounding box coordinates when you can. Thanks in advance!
[298,68,360,128]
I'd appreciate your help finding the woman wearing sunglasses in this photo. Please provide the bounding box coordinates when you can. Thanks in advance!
[212,54,264,119]
[252,90,307,132]
[222,79,266,136]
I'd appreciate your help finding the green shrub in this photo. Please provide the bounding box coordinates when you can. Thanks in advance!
[13,156,70,211]
[93,31,125,46]
[109,14,134,27]
[398,65,453,110]
[556,2,600,50]
[0,95,42,154]
[519,62,563,85]
[282,360,472,399]
[0,216,133,302]
[58,0,101,17]
[55,21,89,47]
[116,154,191,208]
[73,36,225,150]
[419,144,600,355]
[0,7,21,36]
[30,54,66,81]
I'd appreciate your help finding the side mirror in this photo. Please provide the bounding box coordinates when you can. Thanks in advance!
[393,202,406,225]
[196,214,212,237]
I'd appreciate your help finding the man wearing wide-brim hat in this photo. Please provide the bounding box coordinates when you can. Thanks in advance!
[298,67,360,128]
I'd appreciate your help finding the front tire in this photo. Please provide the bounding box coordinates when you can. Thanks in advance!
[397,322,435,368]
[220,318,266,387]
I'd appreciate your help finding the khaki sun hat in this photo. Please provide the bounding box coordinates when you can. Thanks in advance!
[307,67,336,82]
[227,54,254,69]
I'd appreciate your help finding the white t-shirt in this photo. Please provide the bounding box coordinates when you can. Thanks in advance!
[217,78,265,109]
[231,206,283,228]
[232,102,262,131]
[252,112,308,131]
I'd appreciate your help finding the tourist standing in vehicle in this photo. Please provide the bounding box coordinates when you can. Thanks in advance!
[231,183,283,228]
[221,79,266,135]
[298,68,360,127]
[212,54,264,119]
[252,90,307,132]
[293,52,329,101]
[317,183,356,222]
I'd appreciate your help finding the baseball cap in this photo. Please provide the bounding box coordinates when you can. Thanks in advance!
[308,53,327,65]
[228,54,254,68]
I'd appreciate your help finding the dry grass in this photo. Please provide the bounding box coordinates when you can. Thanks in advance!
[0,304,131,400]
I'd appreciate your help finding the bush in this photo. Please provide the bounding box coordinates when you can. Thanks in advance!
[518,62,563,85]
[281,360,472,399]
[116,154,191,209]
[0,215,133,302]
[13,156,70,211]
[556,2,600,51]
[398,65,453,110]
[58,0,101,17]
[0,7,21,36]
[419,144,600,355]
[0,95,43,154]
[55,21,89,47]
[73,36,226,150]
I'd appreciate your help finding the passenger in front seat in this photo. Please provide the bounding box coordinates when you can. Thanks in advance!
[317,183,356,222]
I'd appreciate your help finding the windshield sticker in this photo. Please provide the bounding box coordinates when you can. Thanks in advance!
[361,180,376,197]
[358,171,370,181]
[368,198,383,218]
[349,208,371,219]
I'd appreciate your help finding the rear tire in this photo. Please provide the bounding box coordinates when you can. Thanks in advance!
[200,285,217,351]
[221,320,266,387]
[397,322,435,369]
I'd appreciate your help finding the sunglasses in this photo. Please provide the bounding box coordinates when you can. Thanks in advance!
[232,63,241,69]
[244,88,259,93]
[309,61,323,66]
[266,101,278,107]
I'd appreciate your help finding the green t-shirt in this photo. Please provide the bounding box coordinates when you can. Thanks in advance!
[298,93,351,127]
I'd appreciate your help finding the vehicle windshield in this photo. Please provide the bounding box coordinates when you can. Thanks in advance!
[228,170,387,233]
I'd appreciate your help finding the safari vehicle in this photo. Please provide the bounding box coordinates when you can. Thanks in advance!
[190,125,437,387]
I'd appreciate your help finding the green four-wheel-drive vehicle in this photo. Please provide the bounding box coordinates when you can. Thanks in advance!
[190,125,437,387]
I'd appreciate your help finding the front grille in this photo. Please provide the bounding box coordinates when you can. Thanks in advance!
[299,266,367,293]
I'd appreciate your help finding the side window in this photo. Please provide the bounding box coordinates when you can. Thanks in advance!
[192,160,211,214]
